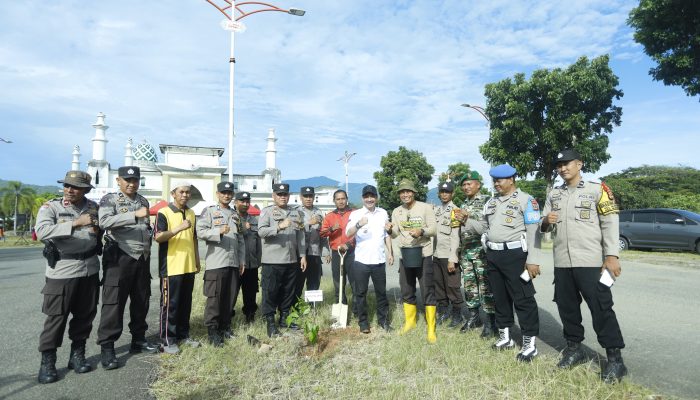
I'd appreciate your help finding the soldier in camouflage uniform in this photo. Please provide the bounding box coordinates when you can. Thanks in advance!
[453,171,497,337]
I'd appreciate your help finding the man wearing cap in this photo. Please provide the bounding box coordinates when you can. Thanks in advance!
[196,182,245,347]
[155,181,201,354]
[541,149,628,383]
[432,181,464,329]
[387,178,438,343]
[480,164,542,362]
[35,170,101,383]
[320,189,356,314]
[258,183,307,337]
[453,171,497,337]
[346,185,393,333]
[235,191,262,324]
[294,186,327,299]
[96,166,157,370]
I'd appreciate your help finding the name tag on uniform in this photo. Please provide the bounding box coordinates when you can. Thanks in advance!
[304,290,323,303]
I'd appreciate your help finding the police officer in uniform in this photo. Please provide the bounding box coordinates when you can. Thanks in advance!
[294,186,326,299]
[432,181,464,328]
[453,171,497,337]
[35,171,100,383]
[482,164,542,362]
[197,182,246,346]
[258,183,307,337]
[235,191,262,324]
[540,149,628,383]
[387,179,438,343]
[97,166,157,370]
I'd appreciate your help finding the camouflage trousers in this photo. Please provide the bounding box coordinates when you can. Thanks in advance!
[460,247,495,314]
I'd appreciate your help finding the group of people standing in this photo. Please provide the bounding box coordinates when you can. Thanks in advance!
[33,147,628,385]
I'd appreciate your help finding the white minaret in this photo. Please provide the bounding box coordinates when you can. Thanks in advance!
[265,128,277,170]
[71,145,81,171]
[91,112,109,161]
[124,137,134,166]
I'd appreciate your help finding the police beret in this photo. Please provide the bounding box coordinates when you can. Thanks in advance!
[217,182,234,192]
[58,170,93,188]
[459,170,482,184]
[118,166,140,179]
[555,149,582,163]
[273,183,290,194]
[235,191,250,200]
[438,181,454,192]
[489,164,517,179]
[300,186,315,196]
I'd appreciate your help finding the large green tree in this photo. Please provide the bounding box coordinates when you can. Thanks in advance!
[602,165,700,211]
[479,55,623,193]
[628,0,700,99]
[0,181,37,233]
[374,146,435,210]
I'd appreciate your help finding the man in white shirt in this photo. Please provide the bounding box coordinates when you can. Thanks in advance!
[346,185,394,333]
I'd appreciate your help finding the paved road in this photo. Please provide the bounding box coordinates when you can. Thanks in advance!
[1,246,699,399]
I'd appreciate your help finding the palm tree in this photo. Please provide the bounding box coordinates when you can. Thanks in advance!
[0,181,37,234]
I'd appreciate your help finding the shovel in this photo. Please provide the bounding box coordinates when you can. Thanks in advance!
[331,248,349,328]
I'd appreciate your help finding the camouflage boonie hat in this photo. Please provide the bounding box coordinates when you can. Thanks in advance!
[58,170,93,188]
[397,179,417,193]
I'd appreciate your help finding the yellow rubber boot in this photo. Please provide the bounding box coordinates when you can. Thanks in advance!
[426,305,437,343]
[400,303,417,335]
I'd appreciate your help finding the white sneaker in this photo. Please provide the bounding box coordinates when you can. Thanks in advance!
[162,343,180,355]
[492,327,515,350]
[179,338,201,348]
[517,335,538,362]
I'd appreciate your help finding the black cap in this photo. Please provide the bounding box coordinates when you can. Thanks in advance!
[361,185,378,197]
[118,166,140,179]
[555,149,582,163]
[217,181,234,192]
[438,181,454,192]
[300,186,315,196]
[235,191,251,201]
[273,183,290,194]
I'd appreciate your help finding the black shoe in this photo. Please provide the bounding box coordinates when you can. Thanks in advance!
[360,324,371,334]
[380,321,393,332]
[447,308,464,329]
[436,305,449,326]
[245,314,255,324]
[100,344,119,370]
[130,339,159,354]
[221,328,235,340]
[480,313,498,338]
[557,341,586,369]
[266,315,281,338]
[460,308,483,332]
[601,348,628,383]
[38,350,58,384]
[67,342,92,373]
[208,327,224,348]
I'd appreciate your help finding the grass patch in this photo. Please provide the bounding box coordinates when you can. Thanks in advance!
[150,278,660,400]
[0,233,42,248]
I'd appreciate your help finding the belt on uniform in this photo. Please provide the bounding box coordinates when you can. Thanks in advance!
[486,241,522,251]
[60,247,99,260]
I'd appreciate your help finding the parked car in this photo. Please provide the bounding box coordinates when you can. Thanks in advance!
[618,208,700,253]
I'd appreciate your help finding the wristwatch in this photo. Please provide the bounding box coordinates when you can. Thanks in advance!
[355,222,361,230]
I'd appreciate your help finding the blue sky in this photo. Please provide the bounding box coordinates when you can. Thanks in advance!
[1,0,698,187]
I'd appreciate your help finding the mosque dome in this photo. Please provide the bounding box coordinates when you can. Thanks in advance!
[133,140,158,162]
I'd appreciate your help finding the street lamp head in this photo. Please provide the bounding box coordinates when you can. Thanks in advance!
[288,8,305,16]
[461,103,471,108]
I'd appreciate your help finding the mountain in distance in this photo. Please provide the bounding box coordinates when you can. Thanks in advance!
[0,179,60,195]
[285,176,370,206]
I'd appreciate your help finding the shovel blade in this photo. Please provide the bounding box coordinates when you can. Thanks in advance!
[331,303,349,328]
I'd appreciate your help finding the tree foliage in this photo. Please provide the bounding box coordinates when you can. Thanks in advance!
[628,0,700,99]
[373,146,435,210]
[0,181,37,233]
[516,179,548,207]
[479,55,623,193]
[438,162,471,206]
[602,165,700,212]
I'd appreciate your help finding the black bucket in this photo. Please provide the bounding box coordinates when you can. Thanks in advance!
[401,246,423,268]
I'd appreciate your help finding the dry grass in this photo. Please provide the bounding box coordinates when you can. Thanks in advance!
[149,279,661,400]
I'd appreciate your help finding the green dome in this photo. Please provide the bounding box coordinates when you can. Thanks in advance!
[134,140,157,162]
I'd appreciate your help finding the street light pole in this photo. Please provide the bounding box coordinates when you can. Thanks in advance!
[461,103,493,196]
[205,1,305,182]
[338,151,356,194]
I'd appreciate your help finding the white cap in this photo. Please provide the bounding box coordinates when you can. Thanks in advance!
[170,180,192,192]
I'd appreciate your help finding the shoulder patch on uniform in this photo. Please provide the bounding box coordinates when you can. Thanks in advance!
[524,197,541,224]
[597,182,619,216]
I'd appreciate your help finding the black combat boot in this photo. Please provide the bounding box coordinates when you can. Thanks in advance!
[67,341,92,373]
[460,307,483,332]
[245,313,255,324]
[221,326,235,340]
[266,315,281,338]
[601,348,628,383]
[480,313,498,338]
[208,326,224,347]
[436,304,449,325]
[557,341,586,369]
[448,306,464,328]
[38,350,58,384]
[100,343,119,370]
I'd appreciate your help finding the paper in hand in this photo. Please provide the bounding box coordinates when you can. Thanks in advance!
[519,269,531,282]
[599,269,615,287]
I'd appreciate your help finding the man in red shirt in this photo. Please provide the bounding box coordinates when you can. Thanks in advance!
[320,190,355,313]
